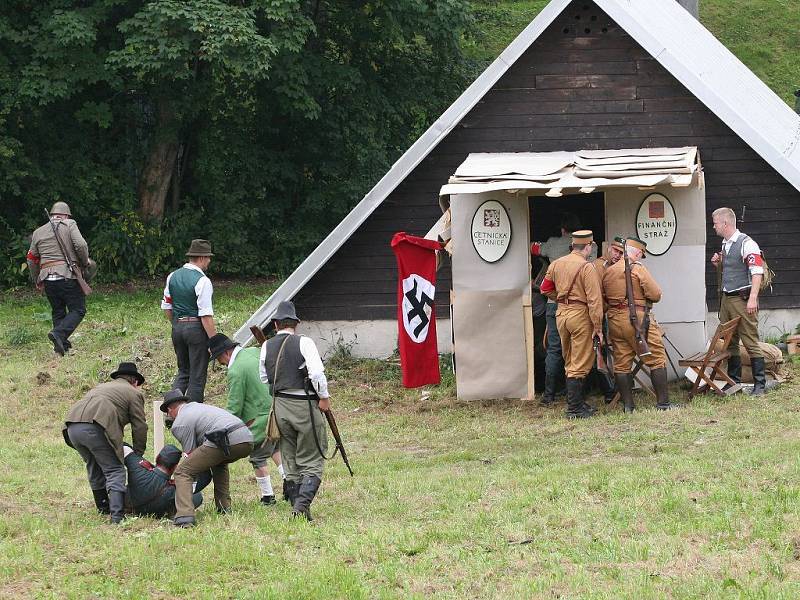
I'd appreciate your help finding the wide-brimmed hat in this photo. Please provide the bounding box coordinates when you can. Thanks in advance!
[208,333,238,361]
[186,239,214,257]
[272,300,299,322]
[160,389,190,412]
[110,362,145,385]
[156,444,183,468]
[50,201,72,217]
[625,237,648,258]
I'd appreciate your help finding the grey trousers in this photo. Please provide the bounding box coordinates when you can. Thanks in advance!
[171,320,209,402]
[276,395,328,481]
[67,423,126,493]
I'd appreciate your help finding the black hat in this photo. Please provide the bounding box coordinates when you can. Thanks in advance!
[160,389,190,412]
[208,333,238,361]
[272,300,299,322]
[186,239,214,257]
[110,362,145,385]
[156,444,182,469]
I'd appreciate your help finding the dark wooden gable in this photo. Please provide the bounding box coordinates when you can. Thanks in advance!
[294,0,800,320]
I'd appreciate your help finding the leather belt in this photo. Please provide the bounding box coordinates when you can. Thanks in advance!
[176,316,200,322]
[557,299,586,306]
[609,302,646,310]
[723,289,749,297]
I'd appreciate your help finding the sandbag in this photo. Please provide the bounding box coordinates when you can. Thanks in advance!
[715,340,785,383]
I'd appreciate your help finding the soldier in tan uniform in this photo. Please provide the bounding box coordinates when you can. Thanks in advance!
[26,201,91,355]
[593,236,624,277]
[602,238,677,412]
[540,230,604,419]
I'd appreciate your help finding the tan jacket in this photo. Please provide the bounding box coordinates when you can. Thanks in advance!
[27,218,89,283]
[602,259,662,309]
[543,251,604,330]
[63,378,148,462]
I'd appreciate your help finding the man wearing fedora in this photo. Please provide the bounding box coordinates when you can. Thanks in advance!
[27,201,93,355]
[603,237,677,412]
[161,239,217,403]
[259,300,332,521]
[63,362,148,524]
[209,333,285,506]
[161,389,253,527]
[123,443,204,518]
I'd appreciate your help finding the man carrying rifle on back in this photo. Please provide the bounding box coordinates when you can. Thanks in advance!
[26,201,94,355]
[602,237,678,412]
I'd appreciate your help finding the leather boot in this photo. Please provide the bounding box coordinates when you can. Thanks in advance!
[727,355,742,383]
[565,378,592,419]
[540,371,557,406]
[108,491,126,524]
[652,367,679,410]
[283,479,299,504]
[615,373,635,413]
[750,357,766,396]
[92,488,110,514]
[291,475,322,522]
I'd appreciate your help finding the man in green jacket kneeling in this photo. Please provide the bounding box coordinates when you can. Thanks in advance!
[209,333,285,505]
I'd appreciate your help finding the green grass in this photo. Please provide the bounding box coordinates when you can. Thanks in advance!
[469,0,800,105]
[2,281,800,598]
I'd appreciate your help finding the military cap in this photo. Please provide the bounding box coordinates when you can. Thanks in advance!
[625,237,648,257]
[571,229,593,245]
[160,388,190,412]
[610,237,625,251]
[208,333,238,361]
[110,362,145,385]
[186,239,214,257]
[51,201,72,216]
[156,444,183,469]
[272,300,299,322]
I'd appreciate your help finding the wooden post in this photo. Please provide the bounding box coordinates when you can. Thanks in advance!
[153,400,164,461]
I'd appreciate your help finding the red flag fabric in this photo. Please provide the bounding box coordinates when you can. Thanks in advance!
[391,232,442,388]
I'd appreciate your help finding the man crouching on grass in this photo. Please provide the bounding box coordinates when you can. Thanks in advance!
[161,389,253,528]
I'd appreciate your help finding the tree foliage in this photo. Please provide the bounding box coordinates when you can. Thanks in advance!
[0,0,473,286]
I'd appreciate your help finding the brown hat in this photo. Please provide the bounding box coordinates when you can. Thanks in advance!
[571,229,593,245]
[625,237,648,257]
[186,239,214,257]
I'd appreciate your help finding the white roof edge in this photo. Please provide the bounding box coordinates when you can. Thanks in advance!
[232,0,572,344]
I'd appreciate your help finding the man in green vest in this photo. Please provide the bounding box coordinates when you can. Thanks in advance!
[161,239,217,403]
[209,333,285,505]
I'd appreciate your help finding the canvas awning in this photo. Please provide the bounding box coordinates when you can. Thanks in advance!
[439,147,700,198]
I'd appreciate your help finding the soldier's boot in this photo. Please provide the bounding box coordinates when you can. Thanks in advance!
[724,355,742,391]
[92,488,110,514]
[615,373,635,414]
[652,367,679,410]
[108,491,126,524]
[565,378,592,419]
[48,331,66,356]
[291,475,322,522]
[540,371,558,406]
[750,357,767,396]
[283,479,299,504]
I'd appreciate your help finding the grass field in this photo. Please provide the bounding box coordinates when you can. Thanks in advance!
[2,281,800,599]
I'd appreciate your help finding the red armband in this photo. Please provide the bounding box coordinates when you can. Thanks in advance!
[531,242,541,256]
[26,250,40,264]
[540,277,555,294]
[138,459,154,470]
[745,253,763,267]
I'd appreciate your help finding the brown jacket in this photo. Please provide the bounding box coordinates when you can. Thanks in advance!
[543,251,604,330]
[63,378,148,462]
[602,259,662,309]
[27,218,89,283]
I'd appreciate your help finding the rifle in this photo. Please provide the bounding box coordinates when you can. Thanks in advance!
[251,324,354,477]
[44,208,92,296]
[623,240,651,357]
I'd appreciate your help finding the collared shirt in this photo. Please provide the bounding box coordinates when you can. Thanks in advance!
[227,345,243,368]
[722,229,764,279]
[160,263,214,316]
[259,330,329,398]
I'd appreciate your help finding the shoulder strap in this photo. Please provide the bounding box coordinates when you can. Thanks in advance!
[560,262,589,301]
[272,334,292,389]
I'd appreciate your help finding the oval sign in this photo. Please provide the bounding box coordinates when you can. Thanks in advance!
[635,193,677,256]
[471,200,512,263]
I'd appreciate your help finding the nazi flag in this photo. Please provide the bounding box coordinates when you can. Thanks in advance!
[391,232,442,388]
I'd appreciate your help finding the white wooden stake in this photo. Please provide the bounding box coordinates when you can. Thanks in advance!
[153,400,164,461]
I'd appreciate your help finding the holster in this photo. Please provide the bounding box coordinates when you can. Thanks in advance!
[205,430,231,457]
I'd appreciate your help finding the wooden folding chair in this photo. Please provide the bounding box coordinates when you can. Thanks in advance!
[678,317,743,399]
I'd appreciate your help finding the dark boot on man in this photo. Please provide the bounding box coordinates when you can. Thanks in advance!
[260,495,277,506]
[750,356,767,396]
[48,330,66,356]
[615,373,635,414]
[724,355,742,391]
[291,475,322,521]
[283,479,299,504]
[652,367,679,410]
[540,372,557,406]
[108,491,126,524]
[565,378,592,419]
[92,488,110,515]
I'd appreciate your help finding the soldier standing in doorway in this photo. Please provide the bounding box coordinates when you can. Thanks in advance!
[161,239,217,403]
[540,230,603,419]
[26,201,93,355]
[711,207,767,395]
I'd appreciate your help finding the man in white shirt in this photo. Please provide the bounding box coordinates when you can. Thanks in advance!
[161,239,217,402]
[259,300,332,521]
[710,207,766,395]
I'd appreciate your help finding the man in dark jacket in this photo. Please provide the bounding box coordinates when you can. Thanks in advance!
[63,362,148,523]
[124,444,204,517]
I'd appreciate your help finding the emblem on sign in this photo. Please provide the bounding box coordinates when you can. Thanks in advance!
[401,274,435,343]
[635,193,677,256]
[471,200,512,263]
